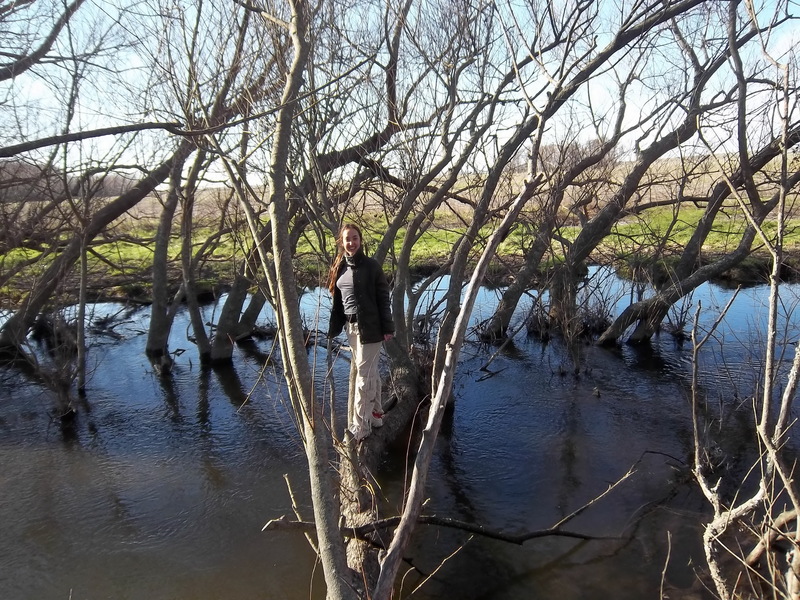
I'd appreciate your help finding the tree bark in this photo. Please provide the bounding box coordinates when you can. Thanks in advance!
[373,177,542,599]
[258,2,357,597]
[146,160,184,369]
[599,143,800,345]
[179,187,212,364]
[597,228,758,345]
[210,272,251,364]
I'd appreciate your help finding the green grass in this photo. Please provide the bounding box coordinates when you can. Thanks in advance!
[4,204,800,305]
[603,205,800,258]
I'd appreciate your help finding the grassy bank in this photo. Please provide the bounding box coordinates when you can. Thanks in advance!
[2,204,800,308]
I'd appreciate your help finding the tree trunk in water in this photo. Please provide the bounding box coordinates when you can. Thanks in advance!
[597,228,759,345]
[548,262,580,328]
[239,287,268,334]
[482,250,545,341]
[76,234,88,393]
[146,162,184,370]
[373,178,541,599]
[481,186,565,341]
[616,162,800,346]
[180,237,212,365]
[212,240,271,364]
[210,273,251,364]
[259,2,357,596]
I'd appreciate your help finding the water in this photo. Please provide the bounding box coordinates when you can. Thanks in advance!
[0,301,326,600]
[1,268,798,599]
[401,339,704,599]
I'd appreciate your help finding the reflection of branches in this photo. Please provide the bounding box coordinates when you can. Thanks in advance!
[690,241,800,598]
[475,317,527,377]
[401,535,472,598]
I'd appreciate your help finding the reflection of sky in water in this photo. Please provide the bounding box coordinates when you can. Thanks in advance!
[399,267,796,600]
[13,264,798,353]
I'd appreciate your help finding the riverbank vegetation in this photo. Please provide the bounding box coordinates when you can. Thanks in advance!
[1,0,799,599]
[3,196,800,306]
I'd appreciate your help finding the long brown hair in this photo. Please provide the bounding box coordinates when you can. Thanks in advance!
[326,223,366,293]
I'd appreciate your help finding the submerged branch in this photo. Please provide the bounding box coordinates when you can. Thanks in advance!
[262,513,616,545]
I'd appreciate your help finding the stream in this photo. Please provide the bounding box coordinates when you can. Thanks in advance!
[1,266,798,599]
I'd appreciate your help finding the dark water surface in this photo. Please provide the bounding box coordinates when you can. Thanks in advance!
[1,267,798,599]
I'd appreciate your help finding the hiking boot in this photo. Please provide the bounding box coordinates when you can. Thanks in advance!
[348,426,370,442]
[371,411,384,428]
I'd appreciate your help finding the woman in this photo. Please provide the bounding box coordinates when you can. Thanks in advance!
[327,223,394,441]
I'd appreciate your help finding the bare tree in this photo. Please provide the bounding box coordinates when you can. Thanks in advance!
[247,0,736,597]
[0,0,87,84]
[597,2,800,345]
[1,0,798,596]
[0,0,197,359]
[683,5,800,597]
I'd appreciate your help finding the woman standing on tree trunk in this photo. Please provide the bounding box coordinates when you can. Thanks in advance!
[327,223,394,441]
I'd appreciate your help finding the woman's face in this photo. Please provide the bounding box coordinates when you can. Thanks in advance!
[342,227,361,256]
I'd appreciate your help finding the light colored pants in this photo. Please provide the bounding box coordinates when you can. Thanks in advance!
[346,322,383,440]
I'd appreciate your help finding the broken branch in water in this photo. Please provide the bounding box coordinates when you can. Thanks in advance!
[262,512,618,545]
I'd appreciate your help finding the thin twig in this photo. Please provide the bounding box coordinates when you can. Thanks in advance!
[660,531,672,600]
[409,536,473,596]
[282,473,319,555]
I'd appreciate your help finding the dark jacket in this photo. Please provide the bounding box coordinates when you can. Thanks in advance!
[328,250,394,344]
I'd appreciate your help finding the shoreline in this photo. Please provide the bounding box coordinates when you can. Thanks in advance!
[2,248,798,312]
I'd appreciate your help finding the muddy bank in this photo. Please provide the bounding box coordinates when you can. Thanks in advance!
[614,251,800,288]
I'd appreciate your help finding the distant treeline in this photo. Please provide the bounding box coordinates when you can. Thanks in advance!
[0,158,137,203]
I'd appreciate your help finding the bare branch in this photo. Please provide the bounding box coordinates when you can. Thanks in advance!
[0,122,184,159]
[263,512,616,545]
[0,0,86,81]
